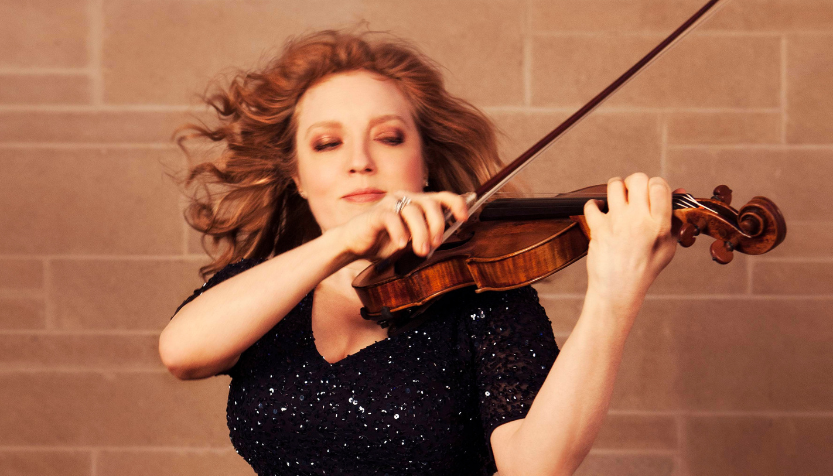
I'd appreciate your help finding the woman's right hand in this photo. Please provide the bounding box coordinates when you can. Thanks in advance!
[331,191,469,262]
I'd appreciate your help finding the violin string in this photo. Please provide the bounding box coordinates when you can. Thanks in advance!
[494,191,705,206]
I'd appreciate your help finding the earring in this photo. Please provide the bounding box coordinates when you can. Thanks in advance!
[423,177,429,188]
[298,190,307,199]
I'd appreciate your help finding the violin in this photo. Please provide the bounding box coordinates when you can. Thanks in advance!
[351,0,787,330]
[354,184,786,320]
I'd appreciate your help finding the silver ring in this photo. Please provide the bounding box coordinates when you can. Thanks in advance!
[394,196,411,215]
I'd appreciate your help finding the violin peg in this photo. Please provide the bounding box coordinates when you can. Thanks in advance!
[712,185,733,206]
[710,240,734,264]
[678,223,699,248]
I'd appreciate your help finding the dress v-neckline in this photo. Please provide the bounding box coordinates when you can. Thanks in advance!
[304,290,395,367]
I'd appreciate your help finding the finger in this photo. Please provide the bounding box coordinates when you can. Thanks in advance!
[583,198,605,231]
[673,187,686,194]
[624,173,650,212]
[412,197,445,247]
[432,191,469,222]
[648,176,672,230]
[380,211,409,249]
[399,204,431,256]
[606,177,626,212]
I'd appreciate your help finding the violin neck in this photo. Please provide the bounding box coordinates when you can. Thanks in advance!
[478,194,688,221]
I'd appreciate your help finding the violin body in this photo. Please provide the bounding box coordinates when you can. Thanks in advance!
[354,217,589,316]
[353,184,787,318]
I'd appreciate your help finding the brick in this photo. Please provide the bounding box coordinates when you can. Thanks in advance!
[753,261,833,295]
[0,450,90,476]
[532,0,833,33]
[0,372,231,446]
[98,449,254,476]
[0,74,90,105]
[786,35,833,144]
[706,0,833,32]
[594,414,677,450]
[611,301,679,411]
[612,299,833,411]
[532,35,780,108]
[686,416,833,476]
[362,0,525,107]
[0,298,45,330]
[666,112,782,145]
[103,0,363,104]
[0,0,87,68]
[0,111,203,143]
[490,111,661,193]
[791,418,833,475]
[536,295,583,334]
[575,453,675,476]
[0,334,162,370]
[187,226,206,255]
[0,259,43,290]
[667,148,830,222]
[534,260,588,295]
[0,148,183,255]
[52,258,206,330]
[531,0,709,33]
[650,247,749,295]
[769,222,833,258]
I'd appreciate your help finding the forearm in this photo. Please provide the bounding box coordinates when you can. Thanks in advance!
[505,288,641,476]
[159,229,353,379]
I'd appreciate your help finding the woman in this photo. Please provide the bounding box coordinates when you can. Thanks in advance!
[160,30,679,476]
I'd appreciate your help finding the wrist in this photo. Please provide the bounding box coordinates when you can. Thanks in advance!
[319,227,359,271]
[583,284,644,334]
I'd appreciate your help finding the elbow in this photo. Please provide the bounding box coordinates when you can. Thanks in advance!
[158,326,237,380]
[158,328,199,380]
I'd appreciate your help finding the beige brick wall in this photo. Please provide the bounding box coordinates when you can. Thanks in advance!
[1,1,830,475]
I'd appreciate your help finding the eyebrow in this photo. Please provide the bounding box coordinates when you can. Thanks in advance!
[304,114,407,139]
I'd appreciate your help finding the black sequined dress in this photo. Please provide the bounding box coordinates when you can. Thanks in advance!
[175,258,560,476]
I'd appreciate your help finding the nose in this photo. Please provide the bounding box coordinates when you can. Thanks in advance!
[348,138,376,175]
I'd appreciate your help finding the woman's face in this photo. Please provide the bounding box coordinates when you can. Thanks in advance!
[293,70,426,232]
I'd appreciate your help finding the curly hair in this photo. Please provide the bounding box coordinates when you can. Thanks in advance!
[176,30,506,280]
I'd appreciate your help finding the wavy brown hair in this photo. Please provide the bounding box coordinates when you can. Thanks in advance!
[176,30,506,280]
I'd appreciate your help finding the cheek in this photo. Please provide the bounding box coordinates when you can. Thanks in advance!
[394,144,426,187]
[302,168,336,195]
[296,154,335,194]
[295,165,342,229]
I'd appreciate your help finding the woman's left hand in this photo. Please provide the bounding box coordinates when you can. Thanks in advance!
[583,173,680,325]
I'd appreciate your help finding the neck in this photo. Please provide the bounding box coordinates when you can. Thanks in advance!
[320,259,372,292]
[478,193,693,221]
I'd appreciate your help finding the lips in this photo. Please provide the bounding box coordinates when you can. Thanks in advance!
[342,188,386,203]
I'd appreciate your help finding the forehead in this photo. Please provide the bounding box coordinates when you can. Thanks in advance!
[295,70,415,129]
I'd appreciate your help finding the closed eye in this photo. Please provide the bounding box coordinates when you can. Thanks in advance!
[313,139,341,152]
[377,133,404,146]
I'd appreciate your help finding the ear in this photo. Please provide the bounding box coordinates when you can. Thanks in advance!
[292,176,307,199]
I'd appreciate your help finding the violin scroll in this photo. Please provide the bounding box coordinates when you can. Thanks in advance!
[675,185,786,264]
